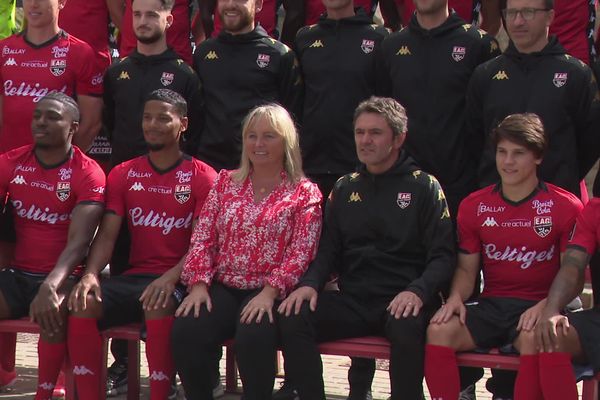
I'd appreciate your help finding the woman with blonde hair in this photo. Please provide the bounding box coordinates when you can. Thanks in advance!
[171,104,322,400]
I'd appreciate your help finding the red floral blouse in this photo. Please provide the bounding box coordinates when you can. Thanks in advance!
[181,169,322,297]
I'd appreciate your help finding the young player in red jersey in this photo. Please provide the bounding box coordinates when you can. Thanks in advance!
[0,0,103,154]
[0,92,106,400]
[66,89,216,400]
[424,113,583,399]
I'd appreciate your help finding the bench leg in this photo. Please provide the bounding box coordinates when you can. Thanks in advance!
[127,340,140,400]
[582,379,598,400]
[225,344,238,393]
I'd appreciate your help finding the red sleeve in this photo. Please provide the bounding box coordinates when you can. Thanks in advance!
[457,196,480,254]
[74,161,106,205]
[73,40,103,96]
[568,199,600,255]
[105,165,127,216]
[0,153,11,199]
[192,160,217,219]
[559,197,584,253]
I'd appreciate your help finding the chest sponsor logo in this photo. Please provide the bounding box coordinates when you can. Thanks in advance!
[148,186,172,194]
[309,40,324,48]
[2,46,25,56]
[553,72,568,88]
[205,51,218,60]
[477,202,505,216]
[56,182,70,202]
[11,199,71,224]
[452,46,466,62]
[175,184,191,204]
[10,175,27,185]
[21,60,48,68]
[481,216,499,227]
[397,192,411,209]
[91,73,103,86]
[92,186,105,194]
[129,207,193,235]
[118,71,130,80]
[59,168,72,180]
[3,57,16,66]
[129,182,145,191]
[501,219,532,228]
[361,39,375,54]
[15,165,35,173]
[493,70,509,80]
[160,72,174,86]
[31,181,54,191]
[127,169,152,179]
[534,216,552,238]
[51,46,69,58]
[396,46,411,56]
[50,59,67,77]
[256,53,271,68]
[175,170,192,184]
[348,192,362,202]
[484,243,555,269]
[4,80,67,102]
[531,199,553,215]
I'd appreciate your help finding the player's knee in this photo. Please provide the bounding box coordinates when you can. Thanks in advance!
[514,329,536,354]
[426,320,458,346]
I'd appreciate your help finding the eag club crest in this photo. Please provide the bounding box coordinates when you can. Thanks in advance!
[534,216,552,238]
[50,59,67,76]
[397,192,411,209]
[256,53,270,68]
[553,72,567,88]
[160,72,174,86]
[174,184,191,204]
[452,46,466,62]
[56,182,71,202]
[361,39,375,54]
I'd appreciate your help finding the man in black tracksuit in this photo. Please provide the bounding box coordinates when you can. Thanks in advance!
[104,50,201,167]
[467,2,600,199]
[296,5,389,201]
[193,0,302,171]
[278,97,455,400]
[377,1,500,218]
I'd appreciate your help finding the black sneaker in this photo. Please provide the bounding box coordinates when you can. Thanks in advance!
[272,381,299,400]
[459,384,477,400]
[106,361,128,397]
[347,389,372,400]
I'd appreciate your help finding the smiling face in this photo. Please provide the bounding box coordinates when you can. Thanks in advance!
[132,0,172,44]
[218,0,262,35]
[354,112,404,174]
[23,0,65,30]
[142,99,188,152]
[31,98,77,150]
[496,138,541,188]
[244,116,285,170]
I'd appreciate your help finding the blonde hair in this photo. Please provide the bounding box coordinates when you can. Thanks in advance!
[232,104,304,183]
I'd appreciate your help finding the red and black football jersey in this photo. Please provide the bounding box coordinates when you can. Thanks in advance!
[568,198,600,255]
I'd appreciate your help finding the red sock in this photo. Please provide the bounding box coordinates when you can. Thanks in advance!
[514,354,543,400]
[146,317,175,400]
[539,352,578,400]
[67,317,102,400]
[34,339,66,400]
[425,344,460,400]
[0,332,17,371]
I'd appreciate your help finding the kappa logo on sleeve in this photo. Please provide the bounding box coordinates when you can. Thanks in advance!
[348,192,362,203]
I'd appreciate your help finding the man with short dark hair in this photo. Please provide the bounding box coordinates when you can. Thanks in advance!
[424,112,583,400]
[278,96,455,400]
[66,89,216,400]
[0,92,106,400]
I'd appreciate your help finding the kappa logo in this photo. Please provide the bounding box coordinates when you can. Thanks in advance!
[205,51,218,60]
[149,371,170,381]
[491,40,499,53]
[493,70,509,80]
[412,170,421,179]
[452,46,466,62]
[4,57,16,66]
[481,217,499,227]
[56,182,71,202]
[161,72,174,86]
[361,39,375,54]
[441,207,451,219]
[10,175,26,185]
[256,53,271,68]
[553,72,568,88]
[309,40,324,48]
[174,184,191,204]
[38,382,55,390]
[534,216,552,238]
[50,59,66,77]
[129,182,145,191]
[348,192,362,202]
[396,46,411,56]
[118,70,130,80]
[462,24,472,31]
[73,366,94,376]
[397,192,411,209]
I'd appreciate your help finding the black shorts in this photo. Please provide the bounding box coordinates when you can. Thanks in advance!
[0,200,15,243]
[568,308,600,372]
[465,297,537,349]
[0,268,76,318]
[98,274,185,331]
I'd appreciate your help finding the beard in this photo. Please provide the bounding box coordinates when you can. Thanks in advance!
[135,29,163,45]
[220,9,254,33]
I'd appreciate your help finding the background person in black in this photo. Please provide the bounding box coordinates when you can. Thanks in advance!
[193,0,302,172]
[278,96,455,400]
